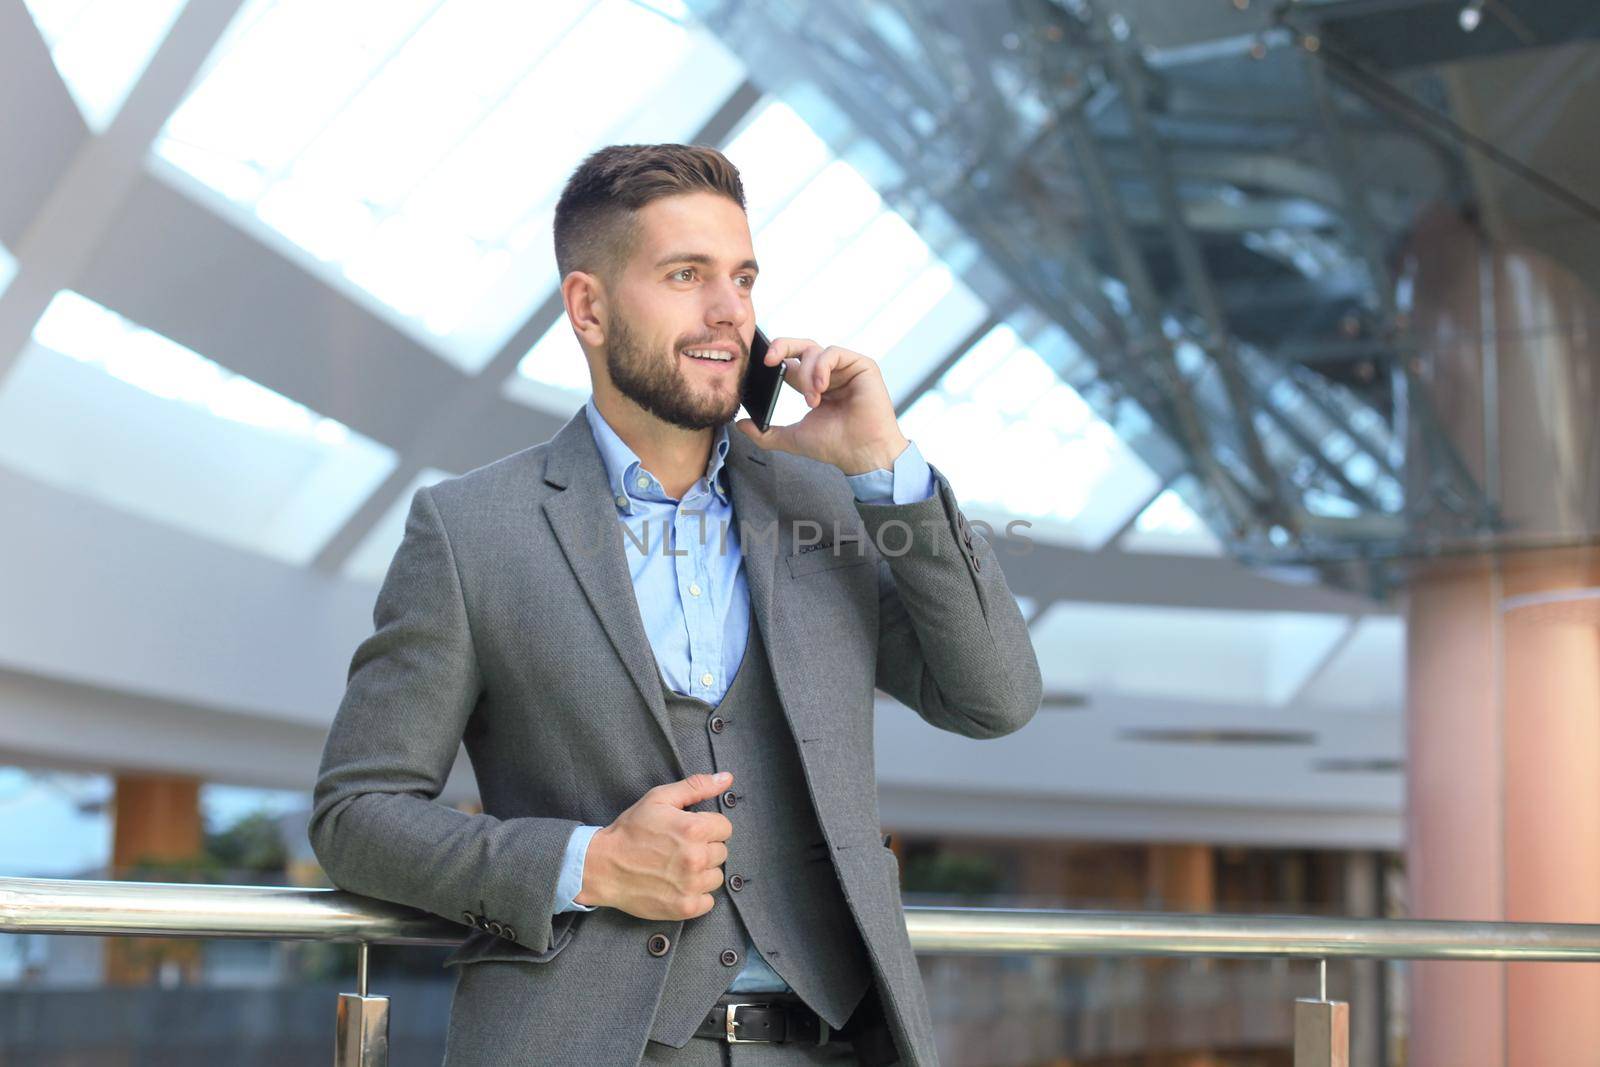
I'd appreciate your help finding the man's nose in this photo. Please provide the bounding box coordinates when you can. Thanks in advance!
[704,277,750,330]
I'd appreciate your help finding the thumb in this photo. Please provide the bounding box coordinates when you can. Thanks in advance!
[735,417,790,454]
[653,771,733,809]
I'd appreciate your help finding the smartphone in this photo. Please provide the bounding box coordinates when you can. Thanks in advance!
[740,326,785,433]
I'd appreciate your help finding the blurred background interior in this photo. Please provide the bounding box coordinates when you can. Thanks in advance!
[2,0,1598,1063]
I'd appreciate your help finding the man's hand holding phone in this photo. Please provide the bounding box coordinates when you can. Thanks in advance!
[735,334,910,477]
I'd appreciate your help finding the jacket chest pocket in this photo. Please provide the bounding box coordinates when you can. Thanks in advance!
[786,535,871,578]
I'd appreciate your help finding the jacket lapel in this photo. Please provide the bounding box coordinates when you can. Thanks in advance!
[721,427,778,676]
[539,408,797,773]
[723,431,829,749]
[542,409,681,768]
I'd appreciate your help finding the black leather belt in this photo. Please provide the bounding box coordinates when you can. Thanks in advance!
[692,993,833,1044]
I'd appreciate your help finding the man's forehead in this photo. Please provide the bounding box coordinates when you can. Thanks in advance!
[636,196,753,262]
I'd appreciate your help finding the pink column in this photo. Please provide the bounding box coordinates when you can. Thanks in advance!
[1406,560,1505,1066]
[1405,209,1600,1064]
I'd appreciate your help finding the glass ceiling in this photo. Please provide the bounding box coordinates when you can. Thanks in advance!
[1295,615,1404,715]
[506,96,990,422]
[343,466,455,585]
[151,0,745,373]
[0,291,395,564]
[1119,486,1225,557]
[900,321,1165,550]
[1029,601,1352,709]
[23,0,190,132]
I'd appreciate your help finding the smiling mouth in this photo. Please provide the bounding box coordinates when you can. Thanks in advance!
[682,348,740,366]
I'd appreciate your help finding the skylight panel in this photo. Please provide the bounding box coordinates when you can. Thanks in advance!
[761,209,934,347]
[153,0,743,372]
[745,160,884,313]
[343,467,456,584]
[722,100,834,232]
[1295,615,1402,715]
[1030,602,1351,708]
[23,0,190,132]
[1119,487,1225,557]
[900,323,1162,548]
[504,317,591,412]
[0,291,395,564]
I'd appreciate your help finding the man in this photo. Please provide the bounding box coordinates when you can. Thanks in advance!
[309,143,1042,1066]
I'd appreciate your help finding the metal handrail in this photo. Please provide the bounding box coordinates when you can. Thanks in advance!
[7,874,1600,962]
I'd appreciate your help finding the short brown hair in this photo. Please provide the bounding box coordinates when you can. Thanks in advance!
[553,143,747,289]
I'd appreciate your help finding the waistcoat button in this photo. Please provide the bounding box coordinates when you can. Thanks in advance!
[720,949,740,967]
[721,790,738,808]
[647,933,671,957]
[709,715,726,734]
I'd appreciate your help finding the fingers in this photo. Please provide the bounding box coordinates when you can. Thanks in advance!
[649,771,733,810]
[688,810,735,842]
[772,340,857,407]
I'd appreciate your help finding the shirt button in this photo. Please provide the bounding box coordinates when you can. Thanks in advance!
[721,790,738,808]
[636,475,649,489]
[701,672,714,687]
[720,949,740,967]
[709,715,726,734]
[688,582,702,597]
[647,933,671,957]
[614,494,628,509]
[728,874,745,891]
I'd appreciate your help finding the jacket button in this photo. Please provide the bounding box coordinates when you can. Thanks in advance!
[709,716,726,734]
[487,921,504,937]
[462,910,477,926]
[647,933,671,957]
[720,949,740,967]
[502,925,516,941]
[721,790,738,808]
[728,874,745,892]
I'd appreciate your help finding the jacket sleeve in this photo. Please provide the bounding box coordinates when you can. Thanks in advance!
[307,485,584,955]
[857,462,1043,739]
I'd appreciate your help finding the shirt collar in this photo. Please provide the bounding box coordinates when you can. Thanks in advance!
[583,395,732,512]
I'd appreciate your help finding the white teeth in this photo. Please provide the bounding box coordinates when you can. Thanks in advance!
[685,349,732,361]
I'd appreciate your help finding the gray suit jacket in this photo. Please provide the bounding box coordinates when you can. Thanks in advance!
[309,405,1043,1066]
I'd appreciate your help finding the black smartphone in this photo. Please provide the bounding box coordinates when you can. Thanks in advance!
[740,326,785,433]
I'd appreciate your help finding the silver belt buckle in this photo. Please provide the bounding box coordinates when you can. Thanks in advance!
[725,1002,772,1043]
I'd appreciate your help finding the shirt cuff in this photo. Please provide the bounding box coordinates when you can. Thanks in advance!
[846,440,936,506]
[555,824,601,913]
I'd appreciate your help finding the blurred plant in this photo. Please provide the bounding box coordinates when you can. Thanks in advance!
[902,851,1004,898]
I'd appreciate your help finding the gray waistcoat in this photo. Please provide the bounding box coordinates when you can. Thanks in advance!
[646,599,873,1046]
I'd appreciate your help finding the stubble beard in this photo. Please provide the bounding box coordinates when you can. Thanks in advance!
[605,310,744,432]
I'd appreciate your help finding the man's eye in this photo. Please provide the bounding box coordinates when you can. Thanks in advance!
[672,268,694,282]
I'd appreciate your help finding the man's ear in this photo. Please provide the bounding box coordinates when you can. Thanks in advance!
[563,271,607,348]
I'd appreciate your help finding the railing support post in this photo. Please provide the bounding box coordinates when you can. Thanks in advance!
[1295,959,1349,1067]
[335,943,389,1067]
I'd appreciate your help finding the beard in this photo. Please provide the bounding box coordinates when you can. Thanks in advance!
[604,309,745,431]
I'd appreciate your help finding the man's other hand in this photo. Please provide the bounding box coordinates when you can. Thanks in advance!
[576,771,734,920]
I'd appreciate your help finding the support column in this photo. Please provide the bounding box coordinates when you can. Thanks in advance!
[1408,554,1600,1065]
[1146,844,1221,1067]
[105,773,205,986]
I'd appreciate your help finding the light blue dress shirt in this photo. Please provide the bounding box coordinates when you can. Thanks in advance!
[559,394,934,992]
